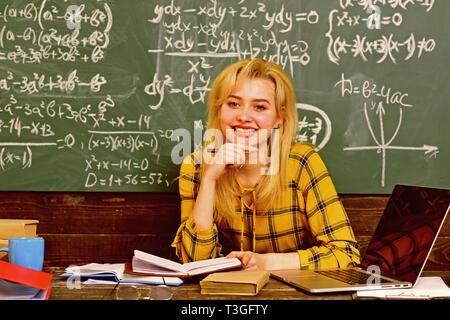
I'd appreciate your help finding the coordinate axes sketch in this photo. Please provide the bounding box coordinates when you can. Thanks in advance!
[337,73,439,187]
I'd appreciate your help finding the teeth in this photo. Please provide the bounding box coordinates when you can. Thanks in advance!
[234,127,256,134]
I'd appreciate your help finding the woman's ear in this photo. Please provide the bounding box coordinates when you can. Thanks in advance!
[273,106,286,129]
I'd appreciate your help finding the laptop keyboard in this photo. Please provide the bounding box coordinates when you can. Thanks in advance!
[316,269,393,285]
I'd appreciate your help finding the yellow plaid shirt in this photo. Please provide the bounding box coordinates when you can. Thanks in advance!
[172,143,360,270]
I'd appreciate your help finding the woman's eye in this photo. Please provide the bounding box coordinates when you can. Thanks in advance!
[228,101,239,108]
[255,105,267,110]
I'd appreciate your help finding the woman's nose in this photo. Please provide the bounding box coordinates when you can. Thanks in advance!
[236,105,251,121]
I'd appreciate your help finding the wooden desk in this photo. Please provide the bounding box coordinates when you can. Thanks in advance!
[1,191,448,304]
[1,192,449,271]
[46,267,450,300]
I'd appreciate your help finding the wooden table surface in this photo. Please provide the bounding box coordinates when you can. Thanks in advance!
[46,267,450,300]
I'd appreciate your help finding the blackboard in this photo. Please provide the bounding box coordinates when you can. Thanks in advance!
[0,0,448,193]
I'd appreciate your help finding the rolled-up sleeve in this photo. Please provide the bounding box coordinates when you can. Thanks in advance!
[171,154,222,262]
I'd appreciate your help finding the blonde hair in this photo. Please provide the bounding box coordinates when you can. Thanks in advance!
[201,58,298,223]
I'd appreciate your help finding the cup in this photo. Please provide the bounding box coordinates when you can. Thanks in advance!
[0,237,44,271]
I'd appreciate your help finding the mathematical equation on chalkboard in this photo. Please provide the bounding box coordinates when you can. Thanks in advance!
[0,0,443,191]
[0,1,112,64]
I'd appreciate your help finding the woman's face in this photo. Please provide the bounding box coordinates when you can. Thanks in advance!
[219,77,282,148]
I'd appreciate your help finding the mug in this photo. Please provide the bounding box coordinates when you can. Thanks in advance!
[0,237,44,271]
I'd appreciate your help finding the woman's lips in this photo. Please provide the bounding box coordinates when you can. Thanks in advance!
[232,126,257,137]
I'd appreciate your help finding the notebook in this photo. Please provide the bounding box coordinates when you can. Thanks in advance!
[271,184,449,293]
[0,261,53,300]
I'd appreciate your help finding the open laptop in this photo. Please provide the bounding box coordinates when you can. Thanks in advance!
[271,184,450,293]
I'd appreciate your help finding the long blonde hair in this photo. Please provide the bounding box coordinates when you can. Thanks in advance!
[201,58,298,223]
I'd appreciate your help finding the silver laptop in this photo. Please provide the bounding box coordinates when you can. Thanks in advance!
[271,184,450,293]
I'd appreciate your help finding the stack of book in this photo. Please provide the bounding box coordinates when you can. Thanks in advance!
[0,219,39,261]
[0,219,50,300]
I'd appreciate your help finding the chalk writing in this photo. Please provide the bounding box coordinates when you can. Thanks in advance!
[326,3,436,64]
[0,70,107,94]
[334,73,412,107]
[338,73,439,187]
[146,0,317,102]
[296,103,332,151]
[0,0,445,192]
[0,1,112,64]
[338,0,435,12]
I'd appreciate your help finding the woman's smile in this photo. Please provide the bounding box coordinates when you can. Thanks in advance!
[232,125,257,137]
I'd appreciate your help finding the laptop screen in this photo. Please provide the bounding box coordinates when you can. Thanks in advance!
[360,185,449,283]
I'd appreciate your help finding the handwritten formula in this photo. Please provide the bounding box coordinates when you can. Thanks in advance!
[0,0,447,192]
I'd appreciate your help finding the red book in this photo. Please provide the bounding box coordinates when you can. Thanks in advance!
[0,261,52,299]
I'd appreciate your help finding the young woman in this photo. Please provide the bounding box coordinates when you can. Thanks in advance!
[172,58,360,270]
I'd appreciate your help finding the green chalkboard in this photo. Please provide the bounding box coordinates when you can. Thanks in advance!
[0,0,448,193]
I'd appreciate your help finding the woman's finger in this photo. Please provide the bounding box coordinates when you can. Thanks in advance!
[226,251,243,259]
[226,251,253,268]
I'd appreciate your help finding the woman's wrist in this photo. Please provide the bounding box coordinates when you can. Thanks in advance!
[264,252,301,270]
[202,171,218,184]
[191,172,217,231]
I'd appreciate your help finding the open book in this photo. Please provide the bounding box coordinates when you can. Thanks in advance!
[61,263,183,286]
[130,250,242,277]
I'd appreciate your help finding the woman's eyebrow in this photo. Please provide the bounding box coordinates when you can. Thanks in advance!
[227,95,242,100]
[252,98,271,104]
[228,95,271,104]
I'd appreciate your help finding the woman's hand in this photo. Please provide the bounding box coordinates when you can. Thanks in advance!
[226,251,301,270]
[203,143,256,182]
[226,251,267,270]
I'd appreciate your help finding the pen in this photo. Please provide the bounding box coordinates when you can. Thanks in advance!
[103,280,120,300]
[112,280,121,291]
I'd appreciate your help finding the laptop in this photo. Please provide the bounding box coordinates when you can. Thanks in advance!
[271,184,450,293]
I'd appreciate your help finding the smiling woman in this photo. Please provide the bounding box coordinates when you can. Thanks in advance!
[219,77,282,148]
[172,58,360,271]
